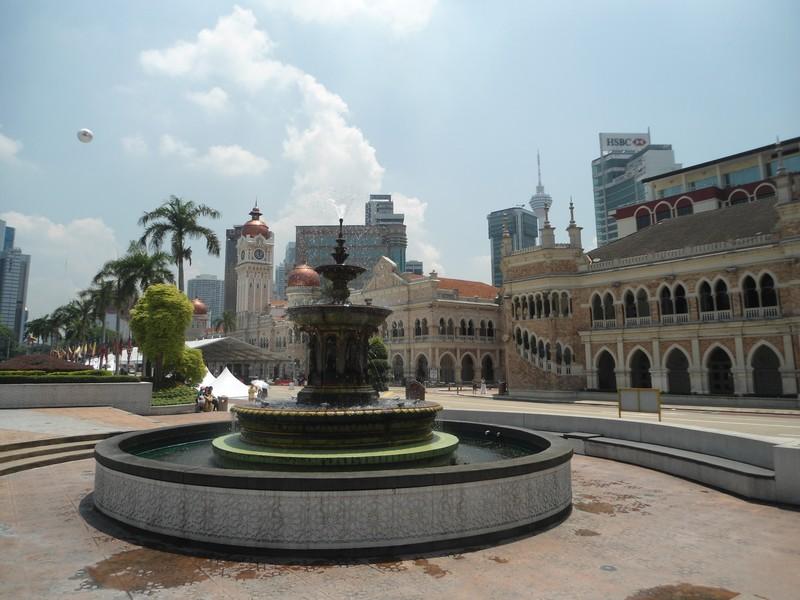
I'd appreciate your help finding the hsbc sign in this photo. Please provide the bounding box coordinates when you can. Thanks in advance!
[599,132,650,153]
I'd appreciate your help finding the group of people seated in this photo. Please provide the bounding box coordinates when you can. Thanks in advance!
[196,386,219,412]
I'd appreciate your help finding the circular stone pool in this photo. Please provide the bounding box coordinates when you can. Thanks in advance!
[93,420,573,555]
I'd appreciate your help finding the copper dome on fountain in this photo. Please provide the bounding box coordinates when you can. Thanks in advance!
[221,218,457,466]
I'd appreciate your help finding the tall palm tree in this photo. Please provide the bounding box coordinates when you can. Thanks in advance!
[213,310,237,334]
[82,280,116,344]
[25,316,51,345]
[138,196,221,292]
[94,243,175,373]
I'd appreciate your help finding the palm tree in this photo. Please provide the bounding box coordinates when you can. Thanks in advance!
[25,316,51,345]
[94,243,175,372]
[138,196,221,292]
[213,310,237,334]
[82,281,116,345]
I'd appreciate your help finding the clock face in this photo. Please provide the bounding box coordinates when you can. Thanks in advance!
[254,248,265,260]
[240,251,245,260]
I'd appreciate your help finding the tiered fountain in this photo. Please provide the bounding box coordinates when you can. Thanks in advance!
[215,219,459,467]
[93,220,573,555]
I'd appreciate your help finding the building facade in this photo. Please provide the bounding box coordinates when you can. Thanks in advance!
[187,274,224,324]
[502,169,800,399]
[351,257,503,385]
[296,222,407,286]
[593,140,680,246]
[365,194,404,225]
[487,207,537,287]
[405,260,423,275]
[0,220,30,343]
[223,225,243,314]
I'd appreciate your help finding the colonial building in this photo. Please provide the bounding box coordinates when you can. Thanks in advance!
[350,257,503,385]
[502,168,800,399]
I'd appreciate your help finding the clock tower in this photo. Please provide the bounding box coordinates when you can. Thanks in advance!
[235,205,274,320]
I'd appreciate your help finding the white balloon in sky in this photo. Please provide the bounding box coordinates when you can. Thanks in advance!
[77,128,94,143]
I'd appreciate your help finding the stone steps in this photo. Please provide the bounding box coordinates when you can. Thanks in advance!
[0,432,125,477]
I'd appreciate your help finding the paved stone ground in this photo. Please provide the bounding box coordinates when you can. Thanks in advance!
[1,455,798,599]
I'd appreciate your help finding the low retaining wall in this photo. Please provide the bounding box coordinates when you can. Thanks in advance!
[0,382,152,415]
[94,421,573,554]
[443,408,800,506]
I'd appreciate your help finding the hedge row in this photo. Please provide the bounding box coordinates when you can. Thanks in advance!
[0,369,108,377]
[151,386,197,406]
[0,375,140,384]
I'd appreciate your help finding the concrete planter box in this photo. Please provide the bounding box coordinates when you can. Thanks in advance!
[0,382,152,415]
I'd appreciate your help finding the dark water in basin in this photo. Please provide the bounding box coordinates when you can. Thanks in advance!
[136,434,540,472]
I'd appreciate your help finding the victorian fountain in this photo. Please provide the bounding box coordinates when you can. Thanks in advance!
[93,221,573,555]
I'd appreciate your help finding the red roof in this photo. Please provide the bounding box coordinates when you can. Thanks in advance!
[436,277,498,300]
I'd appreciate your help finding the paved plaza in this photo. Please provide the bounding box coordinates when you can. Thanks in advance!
[1,391,799,599]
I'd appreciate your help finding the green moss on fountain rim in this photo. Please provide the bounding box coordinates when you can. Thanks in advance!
[212,431,460,467]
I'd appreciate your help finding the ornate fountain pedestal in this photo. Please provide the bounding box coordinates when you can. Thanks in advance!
[221,219,458,467]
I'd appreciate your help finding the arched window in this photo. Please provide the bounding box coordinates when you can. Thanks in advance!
[391,322,398,338]
[392,355,404,383]
[487,321,495,337]
[675,197,693,216]
[421,318,429,335]
[545,342,551,362]
[660,287,674,316]
[523,331,529,350]
[636,208,651,230]
[591,294,603,322]
[535,296,543,318]
[555,343,563,365]
[479,320,486,337]
[597,351,616,392]
[666,348,690,394]
[636,289,650,317]
[398,321,405,337]
[729,190,749,205]
[439,318,446,334]
[537,340,544,359]
[415,355,428,381]
[513,298,520,320]
[755,184,776,200]
[461,355,475,383]
[674,285,688,314]
[440,354,455,383]
[414,319,421,337]
[543,295,551,317]
[655,203,671,222]
[447,319,454,335]
[561,292,570,316]
[760,274,777,307]
[551,293,560,316]
[742,276,759,308]
[521,297,529,319]
[707,347,734,394]
[630,350,652,388]
[752,345,782,396]
[603,293,615,320]
[514,328,522,346]
[624,290,637,318]
[564,348,572,366]
[481,355,494,382]
[714,280,730,311]
[699,282,714,312]
[467,320,475,336]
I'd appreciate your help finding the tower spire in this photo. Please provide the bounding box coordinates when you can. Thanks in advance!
[569,196,575,224]
[536,150,544,193]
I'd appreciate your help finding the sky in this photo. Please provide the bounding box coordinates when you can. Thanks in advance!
[1,0,799,318]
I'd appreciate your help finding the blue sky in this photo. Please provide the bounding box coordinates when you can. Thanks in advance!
[1,0,799,317]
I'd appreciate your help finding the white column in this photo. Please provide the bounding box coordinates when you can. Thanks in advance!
[616,338,626,389]
[651,338,664,391]
[584,341,596,388]
[782,334,798,395]
[734,335,748,396]
[691,338,704,393]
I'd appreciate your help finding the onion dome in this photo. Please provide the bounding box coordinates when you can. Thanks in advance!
[242,205,270,238]
[287,263,321,287]
[191,297,208,315]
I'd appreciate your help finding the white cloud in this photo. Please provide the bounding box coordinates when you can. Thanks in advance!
[186,86,230,113]
[141,7,443,265]
[0,130,23,164]
[159,134,268,176]
[262,0,438,34]
[392,193,444,273]
[121,134,148,157]
[0,212,120,318]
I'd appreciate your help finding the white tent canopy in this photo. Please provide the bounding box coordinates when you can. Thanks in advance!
[198,368,216,389]
[210,367,250,400]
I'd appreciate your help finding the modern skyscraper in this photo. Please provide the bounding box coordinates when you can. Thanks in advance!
[487,207,537,287]
[365,194,404,225]
[529,152,553,232]
[405,260,423,275]
[187,274,225,323]
[223,224,243,314]
[592,133,680,246]
[274,241,296,300]
[296,222,407,286]
[0,220,30,343]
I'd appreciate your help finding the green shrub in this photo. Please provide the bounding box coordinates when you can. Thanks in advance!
[0,369,106,377]
[0,375,139,384]
[151,385,197,406]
